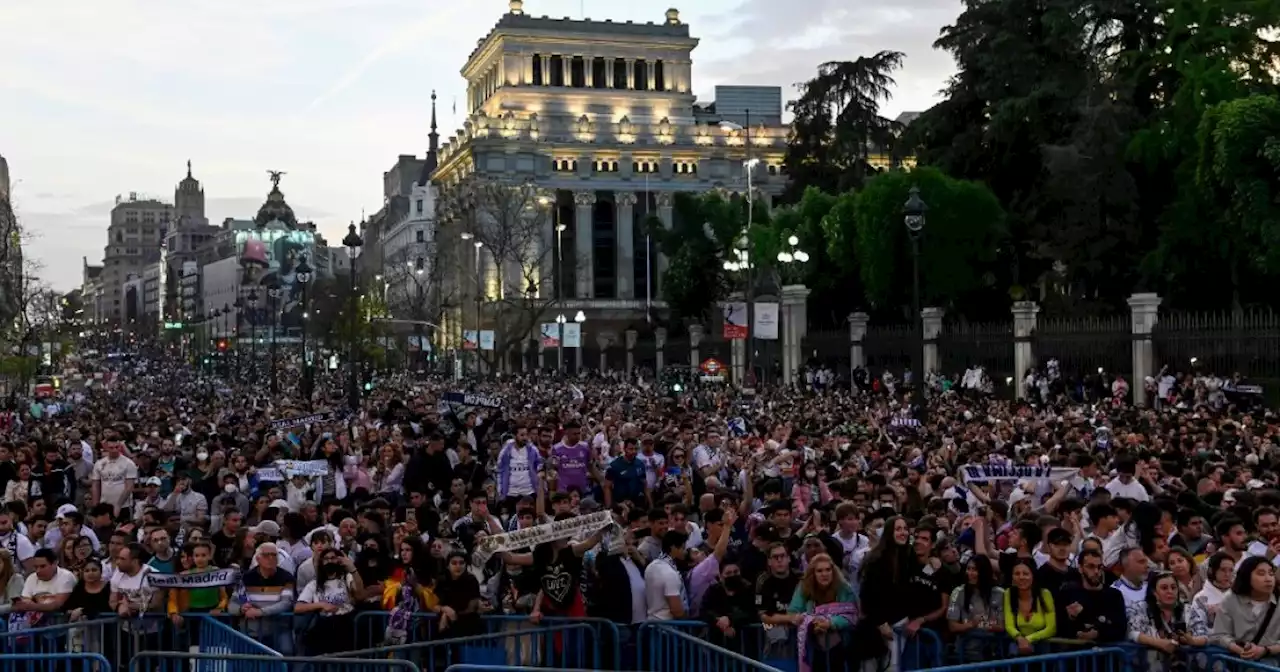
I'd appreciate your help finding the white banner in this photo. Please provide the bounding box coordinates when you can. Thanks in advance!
[540,323,561,347]
[722,302,748,339]
[148,568,241,589]
[257,459,331,482]
[479,330,495,351]
[960,464,1079,484]
[563,323,582,348]
[754,302,779,340]
[475,511,615,562]
[462,330,479,350]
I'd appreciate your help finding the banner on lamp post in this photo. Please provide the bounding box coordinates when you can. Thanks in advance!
[753,302,780,340]
[540,323,561,348]
[562,323,582,348]
[462,330,479,350]
[479,330,496,351]
[722,302,748,340]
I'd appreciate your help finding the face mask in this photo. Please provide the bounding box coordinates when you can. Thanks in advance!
[196,452,209,462]
[322,562,344,576]
[805,470,817,479]
[224,484,237,494]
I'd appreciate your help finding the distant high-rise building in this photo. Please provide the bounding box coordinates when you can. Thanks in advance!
[0,154,9,202]
[0,153,21,331]
[101,192,173,325]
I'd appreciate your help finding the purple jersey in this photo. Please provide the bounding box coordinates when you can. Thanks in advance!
[552,442,592,492]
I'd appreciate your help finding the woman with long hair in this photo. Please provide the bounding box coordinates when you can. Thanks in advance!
[1212,555,1280,660]
[1128,571,1201,671]
[1189,552,1235,638]
[1002,557,1055,654]
[1166,547,1201,602]
[791,460,832,517]
[381,537,438,646]
[3,463,32,505]
[787,553,857,672]
[433,551,483,638]
[948,556,1005,660]
[295,547,358,655]
[0,550,24,615]
[373,443,406,504]
[859,515,917,667]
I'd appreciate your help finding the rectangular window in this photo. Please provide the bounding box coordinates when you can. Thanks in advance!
[613,59,627,90]
[592,58,608,88]
[571,56,586,88]
[532,53,543,85]
[416,199,423,214]
[634,60,648,91]
[416,230,425,243]
[655,60,666,91]
[549,55,564,86]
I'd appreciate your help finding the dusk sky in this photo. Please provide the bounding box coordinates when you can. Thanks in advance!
[0,0,960,291]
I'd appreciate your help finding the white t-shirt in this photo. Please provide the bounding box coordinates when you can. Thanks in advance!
[691,444,722,480]
[1105,477,1149,502]
[644,559,686,620]
[92,455,139,511]
[109,565,155,613]
[0,532,35,565]
[23,567,76,603]
[505,445,535,497]
[299,576,356,616]
[622,557,647,625]
[637,452,665,490]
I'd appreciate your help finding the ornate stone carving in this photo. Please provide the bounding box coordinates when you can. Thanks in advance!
[574,190,597,206]
[688,324,704,347]
[625,329,638,350]
[576,114,591,136]
[656,192,674,208]
[654,327,667,349]
[616,192,638,207]
[618,115,633,135]
[596,333,614,349]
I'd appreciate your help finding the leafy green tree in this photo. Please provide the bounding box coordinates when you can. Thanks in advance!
[835,167,1007,314]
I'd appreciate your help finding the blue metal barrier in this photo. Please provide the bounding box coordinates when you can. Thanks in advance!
[331,623,601,671]
[640,624,785,672]
[191,615,283,658]
[1207,651,1280,672]
[129,652,419,672]
[913,647,1129,672]
[0,653,111,672]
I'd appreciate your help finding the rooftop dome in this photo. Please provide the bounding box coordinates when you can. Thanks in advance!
[254,172,298,229]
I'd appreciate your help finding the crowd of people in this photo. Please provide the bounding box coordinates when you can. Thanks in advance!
[0,353,1275,672]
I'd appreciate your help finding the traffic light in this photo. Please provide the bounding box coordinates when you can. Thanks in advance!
[217,340,228,352]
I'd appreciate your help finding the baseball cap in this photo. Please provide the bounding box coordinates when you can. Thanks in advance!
[250,521,281,538]
[268,499,290,511]
[143,477,162,487]
[56,504,77,519]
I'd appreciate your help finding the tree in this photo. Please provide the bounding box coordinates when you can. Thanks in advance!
[785,51,905,200]
[438,177,566,368]
[648,191,760,324]
[825,167,1007,315]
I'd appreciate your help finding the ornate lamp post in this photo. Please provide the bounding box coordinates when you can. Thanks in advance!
[342,222,364,410]
[266,281,283,395]
[247,289,260,373]
[233,297,245,379]
[903,186,928,394]
[296,254,314,406]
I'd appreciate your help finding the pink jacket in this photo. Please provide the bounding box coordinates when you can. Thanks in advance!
[791,480,833,516]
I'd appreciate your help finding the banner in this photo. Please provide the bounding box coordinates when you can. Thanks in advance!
[960,464,1079,484]
[754,302,779,340]
[563,323,582,348]
[723,302,748,340]
[462,330,479,350]
[479,330,496,351]
[475,511,616,562]
[442,391,504,409]
[148,568,241,589]
[257,459,332,482]
[540,323,561,348]
[269,411,336,431]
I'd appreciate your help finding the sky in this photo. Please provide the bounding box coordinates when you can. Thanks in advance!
[0,0,961,292]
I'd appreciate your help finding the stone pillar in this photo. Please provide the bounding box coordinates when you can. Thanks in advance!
[848,313,869,391]
[585,56,594,87]
[689,324,704,369]
[605,59,614,88]
[540,197,555,297]
[724,294,746,385]
[537,337,546,370]
[655,192,673,298]
[921,307,945,378]
[1128,293,1162,406]
[562,57,572,87]
[648,63,657,90]
[597,333,612,371]
[574,190,596,298]
[616,192,636,299]
[541,55,551,85]
[654,327,667,375]
[575,332,584,371]
[780,285,810,386]
[625,329,638,373]
[626,59,635,89]
[1011,301,1040,400]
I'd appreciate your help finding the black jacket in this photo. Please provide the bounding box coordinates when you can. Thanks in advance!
[1056,581,1128,642]
[592,551,641,625]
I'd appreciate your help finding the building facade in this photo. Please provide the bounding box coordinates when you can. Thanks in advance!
[430,2,788,355]
[100,194,172,325]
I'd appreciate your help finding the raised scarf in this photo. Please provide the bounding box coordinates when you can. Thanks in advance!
[798,601,858,672]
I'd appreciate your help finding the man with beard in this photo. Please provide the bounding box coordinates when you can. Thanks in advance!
[1056,548,1127,642]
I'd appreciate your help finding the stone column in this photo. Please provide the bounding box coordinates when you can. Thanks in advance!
[724,295,746,385]
[616,192,637,299]
[605,60,614,88]
[541,55,551,85]
[562,57,571,87]
[537,336,546,370]
[597,333,611,371]
[1011,301,1040,400]
[654,327,667,375]
[648,63,657,90]
[626,59,635,89]
[625,329,638,373]
[780,285,810,386]
[574,190,596,298]
[655,192,673,298]
[585,56,594,87]
[689,324,704,369]
[540,196,555,297]
[921,307,945,378]
[848,313,869,391]
[1128,293,1162,406]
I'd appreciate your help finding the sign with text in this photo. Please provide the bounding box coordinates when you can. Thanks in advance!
[753,302,779,340]
[723,302,748,340]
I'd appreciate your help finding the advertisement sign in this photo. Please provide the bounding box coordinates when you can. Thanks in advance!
[754,302,779,340]
[478,330,495,351]
[540,323,561,348]
[462,330,478,350]
[722,302,748,340]
[562,323,582,348]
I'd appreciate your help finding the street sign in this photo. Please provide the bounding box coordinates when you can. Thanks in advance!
[164,322,184,330]
[700,358,724,376]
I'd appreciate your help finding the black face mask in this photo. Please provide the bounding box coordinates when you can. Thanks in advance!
[725,576,749,593]
[322,562,345,577]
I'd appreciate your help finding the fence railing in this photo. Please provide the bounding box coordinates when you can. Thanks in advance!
[333,623,601,671]
[127,652,420,672]
[0,653,111,672]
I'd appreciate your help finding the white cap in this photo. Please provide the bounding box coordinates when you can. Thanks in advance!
[56,504,77,519]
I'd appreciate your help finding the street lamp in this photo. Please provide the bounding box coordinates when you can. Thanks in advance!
[555,313,567,372]
[721,116,763,386]
[903,185,928,394]
[266,280,283,395]
[233,298,245,379]
[247,290,260,373]
[573,310,586,373]
[343,222,364,410]
[296,254,314,406]
[460,232,483,375]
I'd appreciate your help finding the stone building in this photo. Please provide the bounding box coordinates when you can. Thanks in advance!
[430,1,788,361]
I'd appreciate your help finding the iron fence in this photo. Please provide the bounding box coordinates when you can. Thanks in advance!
[1154,310,1280,399]
[1033,314,1134,379]
[864,323,916,374]
[940,321,1016,383]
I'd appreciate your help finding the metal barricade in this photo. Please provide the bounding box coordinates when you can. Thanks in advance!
[1207,651,1280,672]
[640,623,785,672]
[914,647,1129,672]
[191,615,283,658]
[0,653,111,672]
[331,623,600,671]
[129,652,419,672]
[348,612,620,667]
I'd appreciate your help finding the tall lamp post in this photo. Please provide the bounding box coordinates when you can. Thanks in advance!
[343,222,364,410]
[247,290,259,374]
[410,260,426,371]
[903,186,928,395]
[555,313,566,372]
[720,113,760,385]
[296,255,314,407]
[266,280,282,395]
[459,232,483,375]
[233,298,245,379]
